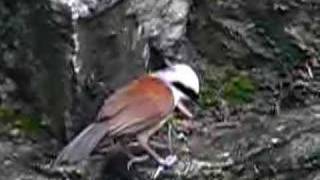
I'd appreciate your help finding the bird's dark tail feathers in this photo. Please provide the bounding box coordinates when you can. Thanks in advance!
[53,122,109,166]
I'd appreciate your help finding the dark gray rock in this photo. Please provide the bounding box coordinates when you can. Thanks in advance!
[0,0,73,141]
[0,0,320,179]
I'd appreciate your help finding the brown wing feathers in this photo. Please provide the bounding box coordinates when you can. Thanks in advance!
[54,76,174,165]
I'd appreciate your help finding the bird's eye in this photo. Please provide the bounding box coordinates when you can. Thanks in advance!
[172,82,199,101]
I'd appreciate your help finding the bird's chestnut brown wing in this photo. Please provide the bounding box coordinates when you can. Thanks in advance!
[96,76,174,136]
[54,76,174,164]
[105,96,173,137]
[96,80,140,120]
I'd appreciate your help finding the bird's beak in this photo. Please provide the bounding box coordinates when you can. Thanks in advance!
[176,101,193,119]
[176,93,200,119]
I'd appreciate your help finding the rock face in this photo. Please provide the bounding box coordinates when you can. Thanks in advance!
[0,0,74,141]
[0,0,320,179]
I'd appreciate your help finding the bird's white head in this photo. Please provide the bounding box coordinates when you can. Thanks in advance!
[152,63,200,105]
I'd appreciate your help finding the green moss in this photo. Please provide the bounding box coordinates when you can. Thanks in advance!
[13,116,43,135]
[223,73,256,105]
[0,106,44,136]
[0,107,15,121]
[168,116,182,125]
[199,65,256,108]
[199,79,220,107]
[199,67,229,108]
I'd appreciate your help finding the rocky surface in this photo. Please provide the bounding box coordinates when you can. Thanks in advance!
[0,0,319,179]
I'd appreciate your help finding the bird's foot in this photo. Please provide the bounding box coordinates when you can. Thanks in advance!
[152,155,178,179]
[158,154,177,167]
[127,154,150,170]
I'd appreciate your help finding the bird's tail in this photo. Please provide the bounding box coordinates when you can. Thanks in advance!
[53,122,109,166]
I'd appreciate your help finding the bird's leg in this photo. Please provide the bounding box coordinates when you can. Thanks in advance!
[110,143,149,170]
[137,120,177,167]
[94,141,150,170]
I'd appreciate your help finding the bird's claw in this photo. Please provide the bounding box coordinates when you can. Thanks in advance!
[159,154,177,167]
[127,155,150,170]
[152,155,178,179]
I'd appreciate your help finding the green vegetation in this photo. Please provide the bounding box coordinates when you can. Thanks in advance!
[223,73,256,105]
[0,106,44,137]
[199,66,226,107]
[199,65,256,108]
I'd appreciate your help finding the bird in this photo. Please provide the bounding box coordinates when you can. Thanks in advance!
[53,63,200,167]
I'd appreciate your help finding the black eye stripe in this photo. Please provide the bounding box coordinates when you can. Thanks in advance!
[172,82,199,101]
